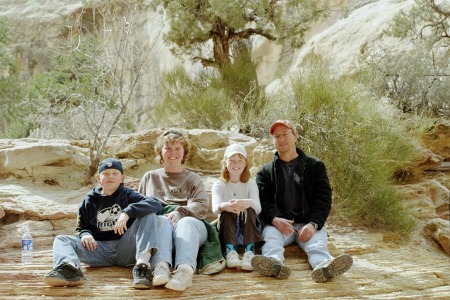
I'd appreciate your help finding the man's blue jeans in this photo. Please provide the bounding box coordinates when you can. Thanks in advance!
[261,223,333,269]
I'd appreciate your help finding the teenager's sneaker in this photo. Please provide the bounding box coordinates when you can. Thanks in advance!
[165,264,193,291]
[251,255,291,279]
[226,250,241,268]
[43,262,85,287]
[311,254,353,283]
[241,251,254,271]
[152,262,171,286]
[132,263,151,289]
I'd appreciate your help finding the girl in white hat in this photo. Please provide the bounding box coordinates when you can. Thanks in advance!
[211,143,264,271]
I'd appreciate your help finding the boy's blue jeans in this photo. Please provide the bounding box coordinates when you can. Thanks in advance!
[52,213,165,268]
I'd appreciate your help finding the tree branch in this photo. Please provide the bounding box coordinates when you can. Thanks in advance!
[230,28,276,44]
[193,56,219,68]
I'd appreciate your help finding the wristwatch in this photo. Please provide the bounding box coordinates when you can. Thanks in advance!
[309,222,319,230]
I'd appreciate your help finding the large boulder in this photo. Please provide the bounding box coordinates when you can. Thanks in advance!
[0,139,90,187]
[421,119,450,161]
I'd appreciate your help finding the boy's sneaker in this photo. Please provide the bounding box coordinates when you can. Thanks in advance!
[165,264,193,291]
[226,250,241,268]
[311,254,353,283]
[152,262,171,286]
[251,255,291,279]
[43,262,85,287]
[241,251,254,271]
[132,263,151,289]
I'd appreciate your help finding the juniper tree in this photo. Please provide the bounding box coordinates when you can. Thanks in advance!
[152,0,329,69]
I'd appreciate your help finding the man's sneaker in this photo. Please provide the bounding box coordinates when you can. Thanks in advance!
[152,262,171,286]
[311,254,353,283]
[165,264,193,291]
[251,255,291,279]
[43,262,85,287]
[226,251,241,268]
[132,263,151,289]
[241,251,254,271]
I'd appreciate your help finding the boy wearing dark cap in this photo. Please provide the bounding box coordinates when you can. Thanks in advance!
[43,158,164,289]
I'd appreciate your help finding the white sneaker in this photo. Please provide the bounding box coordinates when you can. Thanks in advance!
[165,264,193,291]
[241,251,254,271]
[152,262,171,286]
[226,251,241,268]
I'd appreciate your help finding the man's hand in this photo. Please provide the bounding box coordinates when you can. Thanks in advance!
[81,234,98,251]
[114,212,129,235]
[272,217,295,236]
[298,223,317,243]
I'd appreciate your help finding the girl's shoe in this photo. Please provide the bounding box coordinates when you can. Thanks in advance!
[226,250,241,268]
[241,251,254,271]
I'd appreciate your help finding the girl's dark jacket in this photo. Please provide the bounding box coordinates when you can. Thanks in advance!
[256,148,332,230]
[75,183,162,241]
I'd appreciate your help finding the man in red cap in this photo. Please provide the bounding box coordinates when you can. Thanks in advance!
[251,120,353,282]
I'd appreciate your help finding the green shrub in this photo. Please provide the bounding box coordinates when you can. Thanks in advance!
[0,17,32,138]
[153,47,270,134]
[266,61,419,236]
[153,66,232,129]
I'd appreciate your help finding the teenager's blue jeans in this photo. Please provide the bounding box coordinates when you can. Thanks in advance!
[261,223,333,269]
[52,213,164,268]
[155,216,207,271]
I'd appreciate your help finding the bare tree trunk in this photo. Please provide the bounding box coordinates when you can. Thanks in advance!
[212,18,231,68]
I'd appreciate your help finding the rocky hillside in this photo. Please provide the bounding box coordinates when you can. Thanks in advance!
[0,121,449,299]
[0,0,416,129]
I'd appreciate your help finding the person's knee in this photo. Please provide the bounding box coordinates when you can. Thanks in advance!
[158,215,171,225]
[220,211,237,221]
[176,216,199,229]
[55,234,75,243]
[175,217,206,240]
[140,212,157,222]
[262,225,280,236]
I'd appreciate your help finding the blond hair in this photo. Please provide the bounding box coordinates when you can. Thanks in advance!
[154,129,191,165]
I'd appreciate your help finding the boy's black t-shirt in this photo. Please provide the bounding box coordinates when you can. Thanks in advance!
[75,183,162,241]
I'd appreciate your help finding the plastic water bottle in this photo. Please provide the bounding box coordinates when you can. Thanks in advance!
[21,224,33,264]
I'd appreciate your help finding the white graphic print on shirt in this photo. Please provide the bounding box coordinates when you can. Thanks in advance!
[97,204,122,231]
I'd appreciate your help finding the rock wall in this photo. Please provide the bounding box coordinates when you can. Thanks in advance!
[0,0,415,130]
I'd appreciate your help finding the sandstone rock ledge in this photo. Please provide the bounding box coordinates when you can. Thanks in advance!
[1,224,449,300]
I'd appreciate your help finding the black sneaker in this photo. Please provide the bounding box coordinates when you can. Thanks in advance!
[43,262,86,287]
[251,255,291,279]
[133,263,151,289]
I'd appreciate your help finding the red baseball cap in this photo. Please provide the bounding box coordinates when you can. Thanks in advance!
[269,120,296,135]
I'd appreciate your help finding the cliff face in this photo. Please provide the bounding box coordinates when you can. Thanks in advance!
[0,0,415,130]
